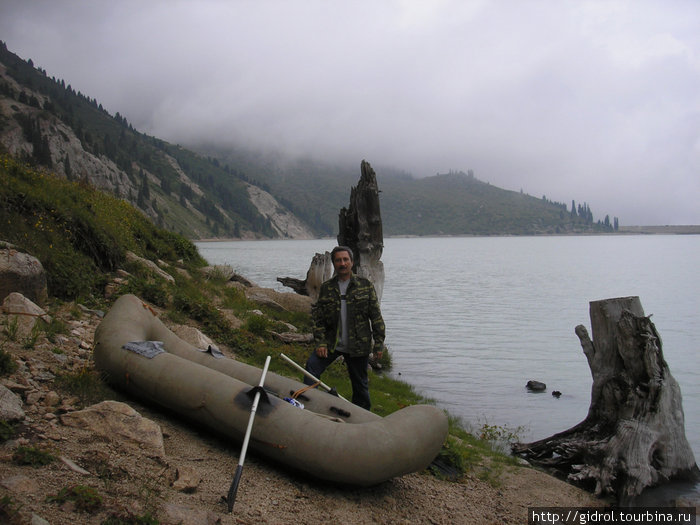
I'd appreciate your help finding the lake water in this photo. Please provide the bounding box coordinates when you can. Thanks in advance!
[196,235,700,496]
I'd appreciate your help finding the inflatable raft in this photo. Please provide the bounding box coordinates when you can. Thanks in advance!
[94,294,448,486]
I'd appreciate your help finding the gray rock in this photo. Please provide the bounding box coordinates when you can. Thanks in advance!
[125,251,175,283]
[171,465,202,493]
[1,474,39,493]
[526,380,547,392]
[2,292,52,338]
[0,384,25,421]
[31,514,51,525]
[60,400,165,458]
[0,245,48,305]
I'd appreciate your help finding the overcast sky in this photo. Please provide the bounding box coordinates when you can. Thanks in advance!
[1,1,698,225]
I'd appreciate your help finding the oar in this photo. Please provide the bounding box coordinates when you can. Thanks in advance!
[226,354,271,513]
[279,352,348,402]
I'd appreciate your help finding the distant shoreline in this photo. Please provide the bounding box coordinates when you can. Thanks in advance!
[196,226,700,243]
[618,225,700,235]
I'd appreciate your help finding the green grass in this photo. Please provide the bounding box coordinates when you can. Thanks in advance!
[2,316,19,342]
[46,485,102,513]
[43,316,68,343]
[55,367,113,407]
[12,445,57,467]
[0,155,206,301]
[0,345,18,376]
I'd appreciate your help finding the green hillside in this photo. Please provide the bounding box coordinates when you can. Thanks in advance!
[380,172,592,235]
[0,154,204,300]
[0,41,276,239]
[201,146,615,236]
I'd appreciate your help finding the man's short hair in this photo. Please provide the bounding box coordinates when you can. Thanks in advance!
[331,245,354,262]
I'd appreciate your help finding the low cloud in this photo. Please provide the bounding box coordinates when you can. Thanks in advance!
[1,0,698,224]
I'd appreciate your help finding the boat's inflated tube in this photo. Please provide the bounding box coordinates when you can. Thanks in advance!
[94,294,448,486]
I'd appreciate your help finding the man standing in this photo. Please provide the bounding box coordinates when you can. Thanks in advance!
[304,246,385,410]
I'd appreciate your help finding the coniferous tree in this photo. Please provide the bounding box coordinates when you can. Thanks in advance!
[64,156,72,180]
[141,172,150,200]
[37,134,52,167]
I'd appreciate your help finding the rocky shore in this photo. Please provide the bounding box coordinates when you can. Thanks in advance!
[0,290,612,525]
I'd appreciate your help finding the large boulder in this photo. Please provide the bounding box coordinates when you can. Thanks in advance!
[1,292,52,338]
[0,384,25,422]
[60,400,166,458]
[125,251,175,283]
[0,243,48,306]
[245,287,313,314]
[171,325,216,350]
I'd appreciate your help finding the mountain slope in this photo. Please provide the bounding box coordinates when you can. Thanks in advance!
[0,41,313,240]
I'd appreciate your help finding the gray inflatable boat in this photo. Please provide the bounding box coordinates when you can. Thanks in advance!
[94,294,448,486]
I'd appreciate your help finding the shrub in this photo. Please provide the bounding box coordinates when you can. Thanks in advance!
[43,316,68,343]
[122,277,169,308]
[55,367,111,407]
[21,321,42,349]
[0,495,22,525]
[0,420,15,442]
[478,423,524,452]
[3,316,19,341]
[429,435,468,480]
[245,314,271,336]
[47,485,102,513]
[0,346,18,376]
[12,445,56,466]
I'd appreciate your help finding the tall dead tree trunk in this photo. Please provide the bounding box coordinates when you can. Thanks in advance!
[512,296,698,505]
[278,159,385,302]
[337,159,384,301]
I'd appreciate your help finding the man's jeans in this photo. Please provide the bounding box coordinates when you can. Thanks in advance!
[304,350,371,410]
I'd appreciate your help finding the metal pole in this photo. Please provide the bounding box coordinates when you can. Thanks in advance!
[279,352,348,402]
[227,355,271,513]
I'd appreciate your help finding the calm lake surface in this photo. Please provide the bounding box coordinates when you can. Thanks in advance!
[196,235,700,477]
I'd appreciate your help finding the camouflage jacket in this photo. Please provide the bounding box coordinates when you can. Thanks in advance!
[311,274,385,357]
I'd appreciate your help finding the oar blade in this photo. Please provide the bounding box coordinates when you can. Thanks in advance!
[226,464,244,513]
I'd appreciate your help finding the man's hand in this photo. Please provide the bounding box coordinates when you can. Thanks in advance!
[375,350,383,361]
[316,346,328,358]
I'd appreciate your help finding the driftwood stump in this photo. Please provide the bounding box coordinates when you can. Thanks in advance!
[277,252,333,301]
[278,159,385,301]
[512,296,698,504]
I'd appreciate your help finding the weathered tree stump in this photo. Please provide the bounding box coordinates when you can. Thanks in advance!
[337,159,384,301]
[277,252,333,301]
[279,159,385,301]
[512,296,699,504]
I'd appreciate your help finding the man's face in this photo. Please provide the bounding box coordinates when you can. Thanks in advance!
[333,250,353,279]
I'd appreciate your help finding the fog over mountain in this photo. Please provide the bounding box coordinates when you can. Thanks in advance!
[1,0,699,225]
